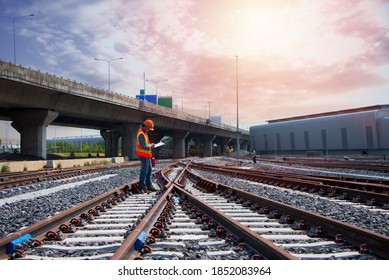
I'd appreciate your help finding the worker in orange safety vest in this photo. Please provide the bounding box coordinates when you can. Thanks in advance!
[136,119,159,193]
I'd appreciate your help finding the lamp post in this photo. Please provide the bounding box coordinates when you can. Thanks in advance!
[236,55,240,157]
[13,13,34,64]
[94,57,123,91]
[146,78,168,95]
[173,90,191,111]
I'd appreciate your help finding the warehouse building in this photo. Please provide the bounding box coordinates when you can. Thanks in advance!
[250,105,389,156]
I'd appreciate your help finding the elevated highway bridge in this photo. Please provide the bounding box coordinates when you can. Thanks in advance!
[0,61,250,159]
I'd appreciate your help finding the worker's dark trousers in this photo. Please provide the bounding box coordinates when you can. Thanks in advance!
[139,157,152,191]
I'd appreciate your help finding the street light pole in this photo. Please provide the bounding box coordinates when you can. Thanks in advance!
[146,79,168,104]
[94,57,123,91]
[236,55,240,157]
[13,13,34,64]
[173,90,191,111]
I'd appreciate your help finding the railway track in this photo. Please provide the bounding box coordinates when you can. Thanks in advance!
[0,169,82,190]
[256,157,389,173]
[184,185,367,260]
[190,162,389,208]
[18,193,158,260]
[0,165,168,260]
[0,163,138,191]
[0,163,293,260]
[182,171,387,259]
[137,199,264,260]
[1,159,388,260]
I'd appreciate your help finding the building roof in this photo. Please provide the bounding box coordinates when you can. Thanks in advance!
[267,104,389,124]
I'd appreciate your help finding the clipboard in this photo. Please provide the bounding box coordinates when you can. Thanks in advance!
[154,142,165,148]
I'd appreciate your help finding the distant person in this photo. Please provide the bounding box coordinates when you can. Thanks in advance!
[136,119,159,193]
[252,151,257,164]
[96,152,100,158]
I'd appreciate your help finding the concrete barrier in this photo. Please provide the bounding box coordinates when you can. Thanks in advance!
[0,157,125,172]
[112,157,124,164]
[0,160,47,172]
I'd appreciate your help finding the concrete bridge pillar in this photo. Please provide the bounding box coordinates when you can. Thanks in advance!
[200,135,216,157]
[194,137,203,156]
[11,109,58,159]
[213,137,225,156]
[185,137,192,157]
[117,124,139,160]
[241,140,250,152]
[172,131,189,158]
[100,130,121,158]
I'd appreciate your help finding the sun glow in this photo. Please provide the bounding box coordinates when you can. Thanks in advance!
[208,3,312,58]
[199,1,366,66]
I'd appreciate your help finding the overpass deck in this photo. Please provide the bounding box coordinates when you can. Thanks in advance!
[0,60,250,159]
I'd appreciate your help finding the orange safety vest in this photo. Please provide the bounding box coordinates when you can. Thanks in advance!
[136,128,152,158]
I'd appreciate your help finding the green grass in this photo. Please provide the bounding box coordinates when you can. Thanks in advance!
[1,165,11,172]
[51,152,105,158]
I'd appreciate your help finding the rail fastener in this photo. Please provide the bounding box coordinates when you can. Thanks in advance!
[59,223,77,233]
[44,230,65,241]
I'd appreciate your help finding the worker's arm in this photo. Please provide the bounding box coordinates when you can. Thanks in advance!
[139,134,155,149]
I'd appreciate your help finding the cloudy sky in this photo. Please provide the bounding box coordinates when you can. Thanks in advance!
[1,0,389,139]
